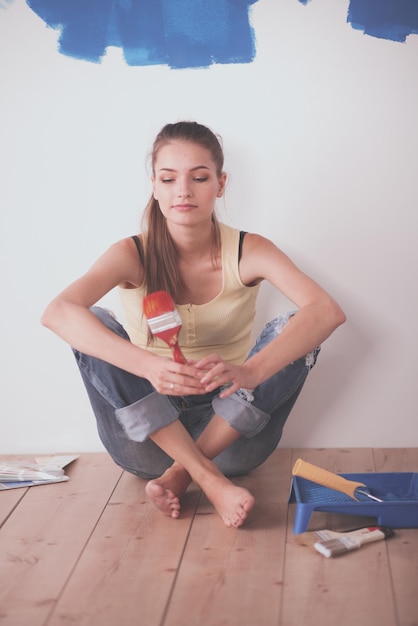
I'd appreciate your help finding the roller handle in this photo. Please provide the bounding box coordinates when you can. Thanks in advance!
[292,458,367,501]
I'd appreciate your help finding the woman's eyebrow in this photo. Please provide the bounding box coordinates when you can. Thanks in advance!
[157,165,211,172]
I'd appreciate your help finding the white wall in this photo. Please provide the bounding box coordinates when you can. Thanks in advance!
[1,0,418,453]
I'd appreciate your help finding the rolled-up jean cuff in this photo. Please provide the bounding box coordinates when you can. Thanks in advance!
[115,392,179,442]
[212,393,271,438]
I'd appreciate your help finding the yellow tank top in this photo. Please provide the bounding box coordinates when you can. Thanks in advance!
[118,223,260,365]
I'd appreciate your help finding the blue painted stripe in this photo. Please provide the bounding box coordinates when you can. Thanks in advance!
[347,0,418,43]
[26,0,259,68]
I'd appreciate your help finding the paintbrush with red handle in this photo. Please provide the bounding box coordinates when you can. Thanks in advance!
[142,291,187,364]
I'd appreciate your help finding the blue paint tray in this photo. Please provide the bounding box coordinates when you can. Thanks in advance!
[290,472,418,534]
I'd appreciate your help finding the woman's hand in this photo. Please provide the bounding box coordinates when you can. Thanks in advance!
[195,354,256,399]
[146,355,206,396]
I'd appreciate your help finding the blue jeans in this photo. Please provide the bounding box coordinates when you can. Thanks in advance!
[73,307,319,479]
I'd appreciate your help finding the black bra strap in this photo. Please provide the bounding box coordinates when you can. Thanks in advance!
[131,235,144,266]
[238,230,247,262]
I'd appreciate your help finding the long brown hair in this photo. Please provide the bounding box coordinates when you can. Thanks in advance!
[141,121,224,300]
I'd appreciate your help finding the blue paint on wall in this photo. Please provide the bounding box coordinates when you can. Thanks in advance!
[25,0,259,68]
[347,0,418,43]
[299,0,418,43]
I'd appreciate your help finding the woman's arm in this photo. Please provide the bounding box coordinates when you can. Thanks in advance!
[41,238,205,394]
[41,238,154,378]
[198,233,346,395]
[241,233,345,383]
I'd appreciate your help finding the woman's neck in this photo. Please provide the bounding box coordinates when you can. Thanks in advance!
[168,220,216,262]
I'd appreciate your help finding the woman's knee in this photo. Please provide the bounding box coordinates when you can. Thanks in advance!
[249,312,297,357]
[250,312,320,370]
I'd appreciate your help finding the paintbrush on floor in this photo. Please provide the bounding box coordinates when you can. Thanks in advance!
[143,290,187,364]
[296,526,395,558]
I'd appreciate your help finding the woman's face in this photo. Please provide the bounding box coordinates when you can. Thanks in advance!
[152,140,226,228]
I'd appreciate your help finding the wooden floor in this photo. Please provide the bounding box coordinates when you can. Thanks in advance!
[1,448,417,626]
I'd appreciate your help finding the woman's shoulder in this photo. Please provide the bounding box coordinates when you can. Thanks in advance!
[219,224,272,251]
[218,222,242,244]
[104,236,145,288]
[241,231,273,248]
[238,232,284,285]
[110,234,145,255]
[219,222,270,242]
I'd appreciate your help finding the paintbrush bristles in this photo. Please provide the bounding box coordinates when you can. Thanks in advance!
[143,291,176,318]
[146,310,182,333]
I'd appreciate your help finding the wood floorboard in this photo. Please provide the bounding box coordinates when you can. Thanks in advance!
[0,449,417,626]
[373,448,418,626]
[52,472,201,626]
[164,449,293,626]
[0,488,27,527]
[0,454,122,626]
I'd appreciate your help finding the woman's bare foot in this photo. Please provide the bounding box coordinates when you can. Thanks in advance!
[201,474,255,528]
[145,464,191,519]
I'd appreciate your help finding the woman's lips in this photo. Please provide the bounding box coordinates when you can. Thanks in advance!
[172,203,197,211]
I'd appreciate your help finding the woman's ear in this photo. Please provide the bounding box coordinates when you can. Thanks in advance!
[151,176,158,200]
[217,172,227,198]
